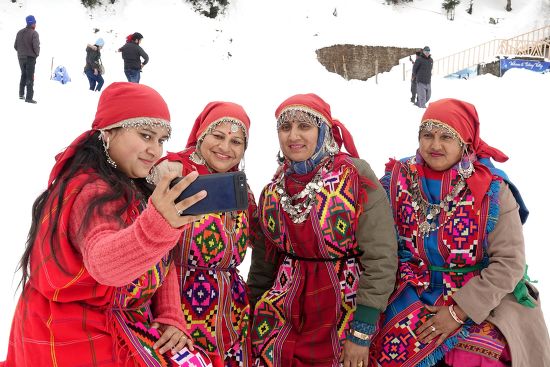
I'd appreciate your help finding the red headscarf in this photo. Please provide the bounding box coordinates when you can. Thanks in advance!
[421,98,508,209]
[274,93,359,158]
[186,101,250,148]
[48,82,171,187]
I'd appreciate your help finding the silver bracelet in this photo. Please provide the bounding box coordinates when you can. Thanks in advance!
[449,304,465,325]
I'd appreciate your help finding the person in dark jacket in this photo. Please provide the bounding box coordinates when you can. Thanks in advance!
[84,38,105,92]
[412,46,433,108]
[14,15,40,104]
[118,32,149,83]
[409,50,422,104]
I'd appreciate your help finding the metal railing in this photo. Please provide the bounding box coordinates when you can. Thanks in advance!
[419,25,550,77]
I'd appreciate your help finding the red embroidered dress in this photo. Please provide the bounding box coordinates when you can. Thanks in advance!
[369,157,508,367]
[251,154,365,367]
[4,173,188,367]
[164,150,256,366]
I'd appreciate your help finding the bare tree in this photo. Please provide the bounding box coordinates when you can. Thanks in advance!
[442,0,460,20]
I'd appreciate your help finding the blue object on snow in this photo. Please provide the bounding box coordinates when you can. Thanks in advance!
[52,65,71,84]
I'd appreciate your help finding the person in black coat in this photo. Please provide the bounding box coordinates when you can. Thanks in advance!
[412,46,433,108]
[84,38,105,92]
[14,15,40,103]
[118,32,149,83]
[409,50,422,104]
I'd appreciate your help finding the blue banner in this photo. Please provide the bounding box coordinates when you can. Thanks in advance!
[500,59,550,74]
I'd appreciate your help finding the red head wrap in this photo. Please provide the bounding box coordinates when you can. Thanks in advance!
[274,93,359,158]
[48,82,171,187]
[186,101,250,148]
[421,98,508,209]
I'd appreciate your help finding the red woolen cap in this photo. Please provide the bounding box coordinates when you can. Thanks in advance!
[421,98,508,210]
[93,82,170,129]
[48,82,171,187]
[186,101,250,148]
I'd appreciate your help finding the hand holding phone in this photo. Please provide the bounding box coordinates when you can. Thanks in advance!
[151,171,206,227]
[170,171,248,216]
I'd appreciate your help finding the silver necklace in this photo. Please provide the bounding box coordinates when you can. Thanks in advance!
[275,168,325,224]
[406,158,467,236]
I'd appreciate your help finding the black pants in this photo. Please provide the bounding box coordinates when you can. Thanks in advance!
[410,79,417,102]
[18,56,36,100]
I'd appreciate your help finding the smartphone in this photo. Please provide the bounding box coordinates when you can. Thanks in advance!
[170,171,248,216]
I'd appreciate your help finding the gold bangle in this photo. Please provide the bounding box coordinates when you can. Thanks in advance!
[349,329,372,341]
[449,304,465,325]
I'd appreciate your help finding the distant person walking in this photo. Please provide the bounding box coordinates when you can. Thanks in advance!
[118,32,149,83]
[409,49,421,104]
[412,46,433,108]
[84,38,105,92]
[14,15,40,104]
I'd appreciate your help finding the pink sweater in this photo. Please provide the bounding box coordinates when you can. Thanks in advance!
[68,181,187,332]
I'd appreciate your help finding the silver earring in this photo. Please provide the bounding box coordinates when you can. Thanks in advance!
[189,151,206,165]
[458,146,474,179]
[276,151,285,166]
[324,134,339,156]
[99,133,117,168]
[238,156,246,171]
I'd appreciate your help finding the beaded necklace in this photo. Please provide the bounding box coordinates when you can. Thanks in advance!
[406,157,468,236]
[275,158,332,224]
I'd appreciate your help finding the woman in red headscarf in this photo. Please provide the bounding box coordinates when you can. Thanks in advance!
[369,98,550,367]
[2,82,210,367]
[246,93,398,367]
[152,102,257,366]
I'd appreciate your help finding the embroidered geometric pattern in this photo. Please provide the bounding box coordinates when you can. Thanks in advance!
[254,157,363,366]
[114,253,172,321]
[454,321,508,361]
[176,210,251,366]
[112,255,183,367]
[370,159,501,367]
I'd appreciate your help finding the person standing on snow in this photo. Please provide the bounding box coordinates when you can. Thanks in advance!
[412,46,433,108]
[409,49,422,104]
[14,15,40,104]
[118,32,149,83]
[84,38,105,92]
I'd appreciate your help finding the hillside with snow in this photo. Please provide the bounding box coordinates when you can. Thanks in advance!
[1,0,549,359]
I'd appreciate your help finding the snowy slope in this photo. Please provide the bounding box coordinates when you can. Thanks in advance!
[1,0,549,358]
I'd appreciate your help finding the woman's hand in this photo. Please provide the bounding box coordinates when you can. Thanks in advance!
[150,170,206,228]
[151,322,194,354]
[150,160,184,185]
[340,339,369,367]
[415,304,463,346]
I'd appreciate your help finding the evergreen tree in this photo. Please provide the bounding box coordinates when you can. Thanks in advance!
[187,0,229,18]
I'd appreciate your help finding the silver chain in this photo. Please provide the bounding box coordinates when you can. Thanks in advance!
[406,157,468,236]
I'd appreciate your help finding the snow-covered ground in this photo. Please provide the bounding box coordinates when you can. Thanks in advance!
[1,0,549,358]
